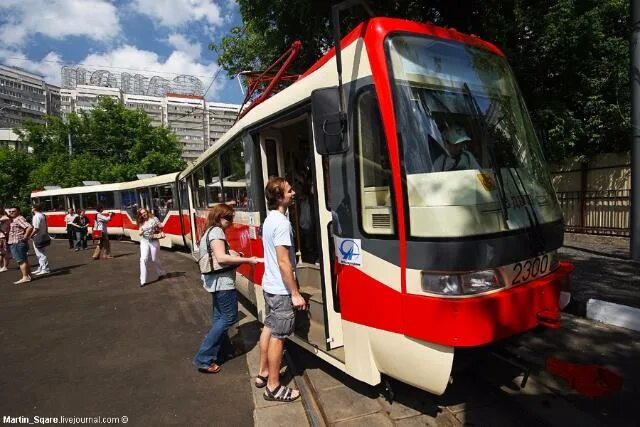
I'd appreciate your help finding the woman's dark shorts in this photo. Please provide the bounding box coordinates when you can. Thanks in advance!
[263,291,295,339]
[9,241,28,263]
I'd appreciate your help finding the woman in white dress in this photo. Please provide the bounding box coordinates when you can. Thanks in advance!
[136,208,167,287]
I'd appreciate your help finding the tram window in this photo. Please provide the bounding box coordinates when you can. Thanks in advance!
[265,138,279,178]
[190,169,207,209]
[50,195,65,211]
[69,194,81,210]
[120,190,138,218]
[220,138,247,209]
[197,168,207,208]
[204,156,223,206]
[39,196,53,211]
[139,188,151,209]
[97,192,115,209]
[357,89,395,235]
[84,193,98,210]
[179,180,189,210]
[151,185,173,221]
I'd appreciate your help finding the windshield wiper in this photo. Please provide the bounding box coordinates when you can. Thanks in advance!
[462,83,510,226]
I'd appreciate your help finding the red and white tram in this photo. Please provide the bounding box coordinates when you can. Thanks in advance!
[31,173,184,248]
[33,16,573,395]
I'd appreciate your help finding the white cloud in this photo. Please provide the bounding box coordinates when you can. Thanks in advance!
[0,49,65,86]
[132,0,224,28]
[167,33,202,60]
[0,0,121,47]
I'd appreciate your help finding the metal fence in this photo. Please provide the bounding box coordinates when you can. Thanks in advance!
[556,189,630,237]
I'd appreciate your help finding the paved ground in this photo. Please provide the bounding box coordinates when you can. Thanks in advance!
[560,234,640,313]
[0,240,256,426]
[1,234,637,427]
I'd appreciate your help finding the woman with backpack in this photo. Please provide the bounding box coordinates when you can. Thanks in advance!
[193,203,262,374]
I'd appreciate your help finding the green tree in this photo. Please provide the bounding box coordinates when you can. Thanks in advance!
[0,147,35,212]
[214,0,629,161]
[16,97,186,191]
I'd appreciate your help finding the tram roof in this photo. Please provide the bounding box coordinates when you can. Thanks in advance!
[179,17,503,179]
[30,172,179,197]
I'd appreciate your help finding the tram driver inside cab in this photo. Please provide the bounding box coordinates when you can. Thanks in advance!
[433,125,481,172]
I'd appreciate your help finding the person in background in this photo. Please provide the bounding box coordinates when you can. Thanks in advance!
[136,208,167,287]
[256,177,306,402]
[92,206,113,260]
[72,209,89,251]
[6,207,34,284]
[64,208,77,249]
[433,124,481,172]
[193,204,262,374]
[0,208,11,272]
[31,204,50,276]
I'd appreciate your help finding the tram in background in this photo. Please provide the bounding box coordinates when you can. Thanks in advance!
[33,15,573,395]
[31,173,185,248]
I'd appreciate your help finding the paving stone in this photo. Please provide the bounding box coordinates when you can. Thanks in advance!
[317,385,382,424]
[305,366,350,391]
[333,412,393,427]
[254,401,309,427]
[394,412,460,427]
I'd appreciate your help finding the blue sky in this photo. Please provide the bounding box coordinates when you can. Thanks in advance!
[0,0,245,104]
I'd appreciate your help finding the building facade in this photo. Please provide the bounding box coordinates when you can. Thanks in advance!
[0,65,60,129]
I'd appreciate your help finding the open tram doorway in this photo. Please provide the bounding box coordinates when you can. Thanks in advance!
[257,113,344,357]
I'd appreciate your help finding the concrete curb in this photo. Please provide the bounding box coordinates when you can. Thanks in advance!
[586,298,640,332]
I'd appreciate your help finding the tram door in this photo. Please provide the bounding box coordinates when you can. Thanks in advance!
[258,117,344,353]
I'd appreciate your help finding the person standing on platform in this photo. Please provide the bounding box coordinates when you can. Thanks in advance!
[0,208,11,272]
[92,206,112,260]
[193,204,262,373]
[31,204,50,276]
[64,208,77,249]
[136,208,167,287]
[256,177,306,403]
[72,209,89,251]
[6,207,33,284]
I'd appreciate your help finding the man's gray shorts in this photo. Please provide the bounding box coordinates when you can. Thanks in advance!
[263,291,295,339]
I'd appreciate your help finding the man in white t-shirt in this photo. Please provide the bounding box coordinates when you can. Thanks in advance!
[256,177,306,403]
[31,204,50,275]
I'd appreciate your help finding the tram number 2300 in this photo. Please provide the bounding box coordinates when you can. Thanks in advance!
[510,254,551,285]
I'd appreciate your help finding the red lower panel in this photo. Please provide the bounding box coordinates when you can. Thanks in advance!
[339,262,574,347]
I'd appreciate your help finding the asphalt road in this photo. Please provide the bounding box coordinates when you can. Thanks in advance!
[0,239,254,426]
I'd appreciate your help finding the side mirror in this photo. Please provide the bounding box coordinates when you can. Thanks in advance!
[311,87,348,155]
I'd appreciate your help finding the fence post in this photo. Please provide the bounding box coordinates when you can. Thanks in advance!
[579,162,588,232]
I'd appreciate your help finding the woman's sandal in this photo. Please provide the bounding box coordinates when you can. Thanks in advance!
[263,384,300,402]
[254,374,268,388]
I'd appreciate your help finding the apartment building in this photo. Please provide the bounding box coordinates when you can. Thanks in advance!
[0,65,60,128]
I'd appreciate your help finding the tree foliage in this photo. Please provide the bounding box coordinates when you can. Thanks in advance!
[9,97,186,209]
[0,147,34,212]
[213,0,630,162]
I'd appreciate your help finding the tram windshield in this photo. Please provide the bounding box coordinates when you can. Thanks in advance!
[386,35,562,238]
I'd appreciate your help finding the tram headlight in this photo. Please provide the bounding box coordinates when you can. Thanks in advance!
[421,270,503,295]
